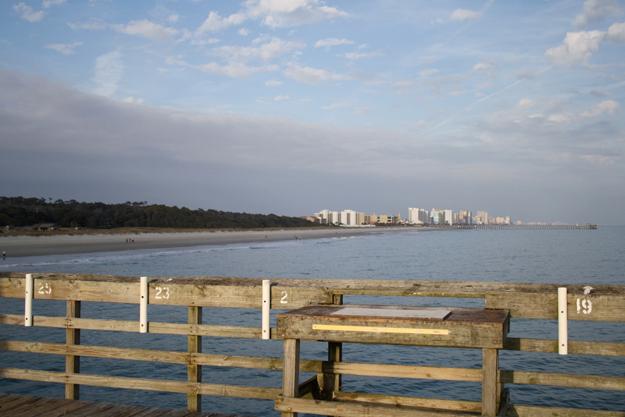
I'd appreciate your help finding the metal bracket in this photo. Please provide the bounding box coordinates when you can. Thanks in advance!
[262,279,271,340]
[558,287,568,355]
[139,276,148,333]
[24,273,33,327]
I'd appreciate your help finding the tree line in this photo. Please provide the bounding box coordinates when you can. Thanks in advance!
[0,197,319,229]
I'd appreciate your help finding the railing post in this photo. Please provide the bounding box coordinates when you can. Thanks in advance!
[65,300,81,400]
[321,294,343,403]
[187,306,202,411]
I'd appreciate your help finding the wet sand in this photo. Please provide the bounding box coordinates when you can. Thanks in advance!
[0,227,407,257]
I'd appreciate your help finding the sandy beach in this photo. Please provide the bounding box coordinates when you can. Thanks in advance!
[0,227,407,257]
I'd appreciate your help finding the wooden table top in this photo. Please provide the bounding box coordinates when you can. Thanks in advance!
[277,305,509,348]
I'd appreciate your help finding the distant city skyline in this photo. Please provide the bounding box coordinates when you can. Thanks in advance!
[1,1,624,224]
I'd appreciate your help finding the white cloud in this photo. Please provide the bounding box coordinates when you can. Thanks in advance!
[473,62,493,72]
[545,30,605,64]
[167,14,179,23]
[574,0,622,28]
[45,42,82,55]
[518,98,534,109]
[42,0,65,8]
[116,20,178,40]
[546,113,571,124]
[273,95,289,101]
[581,99,619,117]
[197,11,246,33]
[314,38,353,48]
[93,50,123,97]
[238,28,250,36]
[344,51,380,60]
[246,0,347,28]
[200,62,276,78]
[14,3,45,22]
[607,21,625,41]
[284,63,349,83]
[214,38,305,62]
[265,79,283,87]
[122,96,144,105]
[450,8,480,21]
[68,20,108,31]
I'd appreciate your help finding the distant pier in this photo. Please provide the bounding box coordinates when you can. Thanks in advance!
[458,224,598,230]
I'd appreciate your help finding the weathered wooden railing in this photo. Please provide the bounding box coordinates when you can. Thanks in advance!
[1,272,624,416]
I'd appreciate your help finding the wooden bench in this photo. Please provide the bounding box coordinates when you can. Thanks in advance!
[275,305,509,417]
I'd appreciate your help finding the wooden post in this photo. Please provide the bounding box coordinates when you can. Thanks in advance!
[282,338,300,417]
[187,306,202,411]
[322,294,343,400]
[65,300,81,400]
[482,348,498,417]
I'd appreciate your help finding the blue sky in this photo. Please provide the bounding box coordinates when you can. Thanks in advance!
[1,0,624,223]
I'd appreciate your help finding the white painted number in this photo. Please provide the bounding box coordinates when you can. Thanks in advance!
[280,290,289,305]
[576,298,592,315]
[37,282,52,295]
[155,286,170,300]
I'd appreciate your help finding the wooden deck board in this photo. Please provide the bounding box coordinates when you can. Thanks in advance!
[0,395,242,417]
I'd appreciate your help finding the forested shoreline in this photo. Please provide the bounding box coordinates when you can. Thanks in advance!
[0,197,319,229]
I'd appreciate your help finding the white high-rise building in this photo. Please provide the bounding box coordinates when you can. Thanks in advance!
[408,208,429,224]
[430,208,453,225]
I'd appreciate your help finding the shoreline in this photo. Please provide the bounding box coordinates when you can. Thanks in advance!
[0,227,412,258]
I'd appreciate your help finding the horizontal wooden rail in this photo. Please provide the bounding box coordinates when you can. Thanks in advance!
[0,314,264,339]
[0,340,481,382]
[334,391,481,413]
[0,368,280,400]
[501,370,625,391]
[2,273,625,321]
[504,338,625,356]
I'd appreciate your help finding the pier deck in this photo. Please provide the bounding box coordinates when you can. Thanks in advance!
[0,394,239,417]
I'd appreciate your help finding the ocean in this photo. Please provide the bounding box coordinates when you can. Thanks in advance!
[1,226,625,415]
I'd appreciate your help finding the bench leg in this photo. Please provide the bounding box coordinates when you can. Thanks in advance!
[482,348,499,417]
[282,338,300,417]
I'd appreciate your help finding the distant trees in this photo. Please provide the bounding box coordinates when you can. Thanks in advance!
[0,197,319,229]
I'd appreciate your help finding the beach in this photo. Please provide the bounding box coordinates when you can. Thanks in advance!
[0,227,401,257]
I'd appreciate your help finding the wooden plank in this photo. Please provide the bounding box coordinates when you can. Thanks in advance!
[187,306,202,412]
[0,314,265,339]
[0,275,333,308]
[275,397,478,417]
[506,404,625,417]
[500,370,625,391]
[485,291,625,322]
[197,383,280,400]
[282,339,300,417]
[482,348,498,417]
[0,368,279,401]
[325,362,481,382]
[10,397,62,417]
[333,392,481,413]
[504,338,625,356]
[65,300,80,400]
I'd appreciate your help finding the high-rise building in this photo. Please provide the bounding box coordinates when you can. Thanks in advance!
[474,211,489,225]
[457,209,472,225]
[408,208,429,225]
[430,208,452,225]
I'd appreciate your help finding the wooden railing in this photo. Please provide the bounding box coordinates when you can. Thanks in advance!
[1,272,624,416]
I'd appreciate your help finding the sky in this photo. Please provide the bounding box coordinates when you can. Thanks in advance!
[1,0,624,223]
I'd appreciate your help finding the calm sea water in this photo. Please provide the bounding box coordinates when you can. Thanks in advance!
[1,227,625,415]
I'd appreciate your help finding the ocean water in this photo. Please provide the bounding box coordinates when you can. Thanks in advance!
[1,227,625,415]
